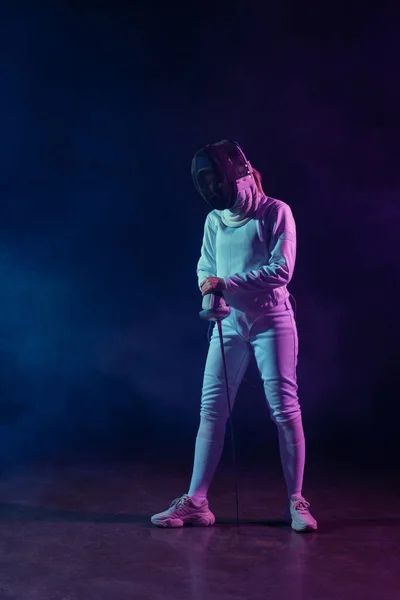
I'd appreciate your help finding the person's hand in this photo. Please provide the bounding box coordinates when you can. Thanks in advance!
[200,277,226,297]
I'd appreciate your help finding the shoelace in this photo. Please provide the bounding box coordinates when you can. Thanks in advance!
[170,495,190,510]
[293,498,310,514]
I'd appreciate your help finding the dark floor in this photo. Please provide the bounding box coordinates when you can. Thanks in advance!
[0,461,399,600]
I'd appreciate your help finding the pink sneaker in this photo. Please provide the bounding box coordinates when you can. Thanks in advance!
[283,495,318,533]
[151,494,216,528]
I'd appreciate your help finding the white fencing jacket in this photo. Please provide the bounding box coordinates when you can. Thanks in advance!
[197,196,296,312]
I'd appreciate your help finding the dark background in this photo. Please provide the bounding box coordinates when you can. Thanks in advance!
[0,0,399,473]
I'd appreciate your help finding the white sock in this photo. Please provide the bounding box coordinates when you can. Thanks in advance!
[277,416,306,499]
[188,415,226,501]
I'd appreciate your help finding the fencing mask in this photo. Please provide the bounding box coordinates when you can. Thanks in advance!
[191,140,254,210]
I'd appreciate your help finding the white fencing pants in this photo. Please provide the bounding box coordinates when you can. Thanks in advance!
[188,297,305,500]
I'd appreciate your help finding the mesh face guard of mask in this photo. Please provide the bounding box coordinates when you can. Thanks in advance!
[191,140,254,210]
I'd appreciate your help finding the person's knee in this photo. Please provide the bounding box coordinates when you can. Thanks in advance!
[274,413,304,444]
[265,382,301,421]
[200,387,232,422]
[271,406,302,426]
[199,408,228,425]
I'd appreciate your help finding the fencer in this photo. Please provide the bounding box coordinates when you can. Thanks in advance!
[151,140,317,532]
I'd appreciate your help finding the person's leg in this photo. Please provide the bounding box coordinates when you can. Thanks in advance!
[276,416,305,499]
[151,315,251,527]
[251,299,316,532]
[188,317,251,500]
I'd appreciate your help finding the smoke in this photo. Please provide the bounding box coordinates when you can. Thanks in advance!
[0,2,398,464]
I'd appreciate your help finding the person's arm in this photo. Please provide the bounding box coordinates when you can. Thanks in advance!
[197,213,217,289]
[224,203,297,292]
